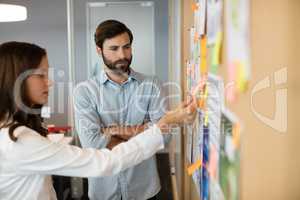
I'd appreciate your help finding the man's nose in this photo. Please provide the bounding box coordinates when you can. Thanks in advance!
[118,49,126,59]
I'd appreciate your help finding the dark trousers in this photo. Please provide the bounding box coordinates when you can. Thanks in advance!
[121,195,157,200]
[147,195,158,200]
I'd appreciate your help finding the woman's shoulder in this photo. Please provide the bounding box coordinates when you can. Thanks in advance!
[5,125,45,144]
[0,126,46,159]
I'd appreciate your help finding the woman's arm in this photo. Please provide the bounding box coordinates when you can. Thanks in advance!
[6,99,196,177]
[7,125,164,178]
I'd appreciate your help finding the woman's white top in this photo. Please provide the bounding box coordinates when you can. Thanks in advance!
[0,125,164,200]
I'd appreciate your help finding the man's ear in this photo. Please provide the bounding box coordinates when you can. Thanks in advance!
[96,46,102,55]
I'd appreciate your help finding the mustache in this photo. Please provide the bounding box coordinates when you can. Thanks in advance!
[114,59,130,65]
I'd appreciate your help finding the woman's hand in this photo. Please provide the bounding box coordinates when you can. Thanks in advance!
[157,99,197,132]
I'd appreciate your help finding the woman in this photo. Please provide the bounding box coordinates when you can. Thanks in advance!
[0,41,196,200]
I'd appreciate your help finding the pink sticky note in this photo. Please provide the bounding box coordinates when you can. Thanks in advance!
[208,145,218,180]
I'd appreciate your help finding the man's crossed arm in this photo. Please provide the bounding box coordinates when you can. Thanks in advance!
[102,124,148,150]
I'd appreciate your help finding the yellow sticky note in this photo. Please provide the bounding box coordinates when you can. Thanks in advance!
[204,113,209,126]
[212,32,223,73]
[204,85,208,99]
[187,159,202,176]
[237,61,248,92]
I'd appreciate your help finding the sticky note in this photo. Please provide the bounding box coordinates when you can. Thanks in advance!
[204,84,208,99]
[200,36,207,57]
[191,63,196,80]
[226,62,237,103]
[204,113,209,126]
[198,98,205,109]
[200,57,208,75]
[200,36,208,75]
[211,32,223,73]
[232,123,241,149]
[187,159,202,176]
[226,84,236,103]
[237,61,248,92]
[194,31,199,43]
[208,145,218,180]
[192,2,198,11]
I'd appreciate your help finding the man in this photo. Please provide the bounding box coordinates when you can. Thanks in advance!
[73,20,170,200]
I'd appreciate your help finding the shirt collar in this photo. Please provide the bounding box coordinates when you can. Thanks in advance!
[128,68,142,83]
[99,69,109,85]
[99,68,142,85]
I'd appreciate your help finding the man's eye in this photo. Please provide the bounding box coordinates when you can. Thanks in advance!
[124,45,131,49]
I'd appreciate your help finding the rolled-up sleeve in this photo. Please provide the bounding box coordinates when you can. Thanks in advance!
[73,83,109,149]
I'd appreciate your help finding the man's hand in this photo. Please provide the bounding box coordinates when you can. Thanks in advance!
[106,136,126,150]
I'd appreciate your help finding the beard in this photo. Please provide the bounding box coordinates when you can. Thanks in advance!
[101,53,132,75]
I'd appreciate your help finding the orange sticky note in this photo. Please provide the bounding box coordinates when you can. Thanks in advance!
[192,3,198,11]
[232,123,241,149]
[197,98,205,109]
[200,36,208,75]
[194,32,199,43]
[200,36,207,57]
[200,57,208,74]
[187,159,202,176]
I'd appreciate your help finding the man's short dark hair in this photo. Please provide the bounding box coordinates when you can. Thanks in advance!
[94,19,133,49]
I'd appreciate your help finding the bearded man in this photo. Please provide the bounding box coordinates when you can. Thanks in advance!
[73,20,170,200]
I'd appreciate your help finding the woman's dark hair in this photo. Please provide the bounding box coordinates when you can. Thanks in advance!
[94,19,133,49]
[0,41,48,141]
